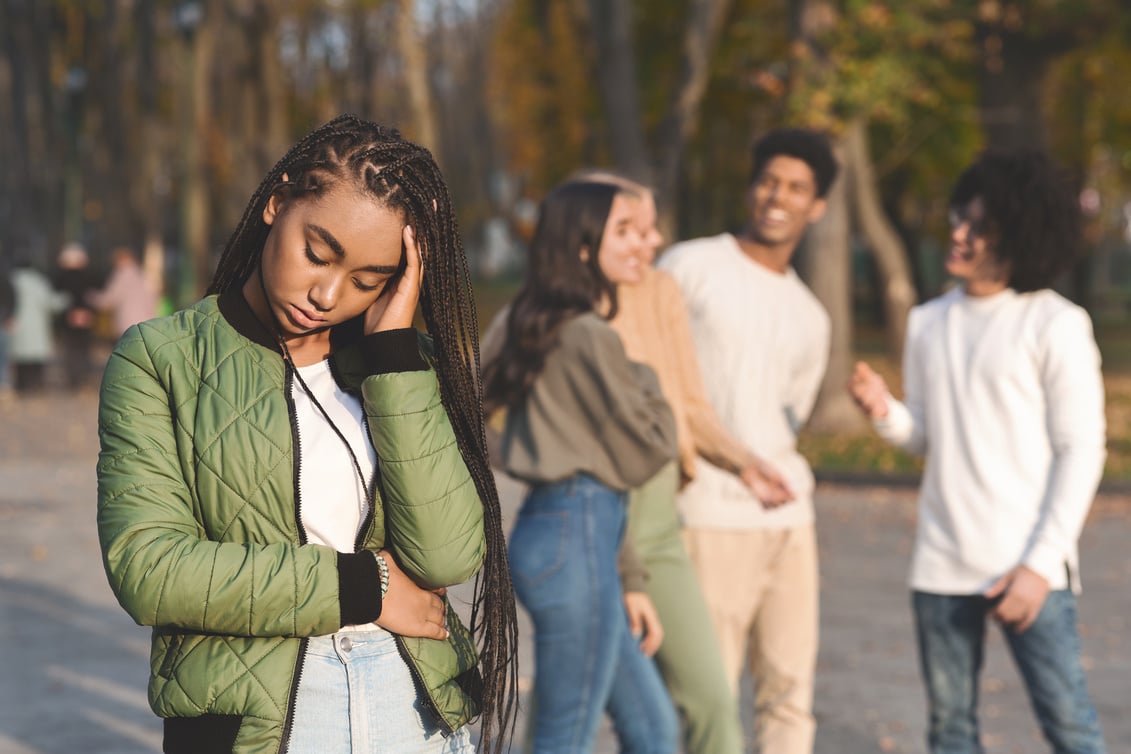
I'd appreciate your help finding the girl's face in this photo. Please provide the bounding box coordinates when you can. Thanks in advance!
[634,193,664,267]
[595,194,647,286]
[256,185,406,339]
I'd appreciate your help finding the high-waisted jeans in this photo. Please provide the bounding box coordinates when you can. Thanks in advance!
[509,473,678,753]
[288,629,474,753]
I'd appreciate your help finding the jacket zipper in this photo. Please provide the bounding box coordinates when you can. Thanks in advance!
[279,355,451,745]
[348,394,449,732]
[279,362,308,753]
[394,633,455,736]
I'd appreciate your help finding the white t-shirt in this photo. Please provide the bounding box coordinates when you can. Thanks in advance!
[292,358,380,628]
[658,233,830,530]
[876,286,1106,594]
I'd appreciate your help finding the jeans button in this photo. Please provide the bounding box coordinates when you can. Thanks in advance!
[339,636,352,653]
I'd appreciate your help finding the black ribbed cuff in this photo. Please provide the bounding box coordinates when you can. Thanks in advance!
[338,551,383,626]
[359,328,427,374]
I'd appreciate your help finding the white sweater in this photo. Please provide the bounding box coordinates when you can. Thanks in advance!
[658,234,830,530]
[876,286,1106,594]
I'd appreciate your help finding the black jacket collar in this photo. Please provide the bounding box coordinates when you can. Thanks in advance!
[216,287,366,357]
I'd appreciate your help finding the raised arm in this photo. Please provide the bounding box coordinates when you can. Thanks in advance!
[355,330,486,589]
[853,308,928,455]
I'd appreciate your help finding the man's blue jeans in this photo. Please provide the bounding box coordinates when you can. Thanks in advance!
[510,474,678,753]
[912,589,1106,754]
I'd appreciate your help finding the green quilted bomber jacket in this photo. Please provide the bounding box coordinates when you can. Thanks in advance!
[96,290,486,754]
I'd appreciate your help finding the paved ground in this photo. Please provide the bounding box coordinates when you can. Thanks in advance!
[1,386,1128,753]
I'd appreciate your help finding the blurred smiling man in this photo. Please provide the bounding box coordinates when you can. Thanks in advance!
[659,128,838,754]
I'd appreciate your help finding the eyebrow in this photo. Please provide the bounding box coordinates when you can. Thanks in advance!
[309,223,401,275]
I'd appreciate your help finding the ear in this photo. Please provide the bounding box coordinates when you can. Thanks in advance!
[806,197,828,225]
[262,193,283,226]
[579,245,590,263]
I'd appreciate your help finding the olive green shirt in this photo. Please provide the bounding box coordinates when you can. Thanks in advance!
[500,312,678,494]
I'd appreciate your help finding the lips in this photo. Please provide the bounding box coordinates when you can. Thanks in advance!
[285,304,327,330]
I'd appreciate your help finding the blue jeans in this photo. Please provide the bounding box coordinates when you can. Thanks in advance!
[913,590,1106,754]
[288,630,473,753]
[509,474,677,753]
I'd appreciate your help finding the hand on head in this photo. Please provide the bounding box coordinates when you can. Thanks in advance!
[365,224,423,334]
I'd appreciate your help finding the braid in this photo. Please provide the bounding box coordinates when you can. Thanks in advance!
[209,115,518,752]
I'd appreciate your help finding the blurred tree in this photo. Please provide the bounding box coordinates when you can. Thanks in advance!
[968,0,1115,151]
[782,0,982,429]
[397,0,438,149]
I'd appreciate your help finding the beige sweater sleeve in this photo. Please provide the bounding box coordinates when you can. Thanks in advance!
[659,272,757,476]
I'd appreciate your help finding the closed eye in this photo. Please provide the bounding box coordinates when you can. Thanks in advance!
[305,244,329,267]
[353,277,382,292]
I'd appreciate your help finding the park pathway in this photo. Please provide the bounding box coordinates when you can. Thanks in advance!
[1,389,1127,753]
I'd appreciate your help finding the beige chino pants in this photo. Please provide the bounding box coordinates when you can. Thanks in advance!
[682,524,819,754]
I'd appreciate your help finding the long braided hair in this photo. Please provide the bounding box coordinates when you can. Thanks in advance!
[208,114,517,752]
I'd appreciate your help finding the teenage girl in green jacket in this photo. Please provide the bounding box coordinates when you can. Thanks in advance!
[97,116,517,754]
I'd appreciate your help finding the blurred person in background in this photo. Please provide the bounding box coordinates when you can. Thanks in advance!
[849,149,1107,754]
[53,242,99,389]
[0,264,14,402]
[11,253,68,394]
[597,170,794,754]
[88,245,158,338]
[483,179,680,754]
[658,128,839,754]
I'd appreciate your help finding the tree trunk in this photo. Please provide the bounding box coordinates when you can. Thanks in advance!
[800,137,866,433]
[396,0,438,150]
[786,0,861,432]
[177,0,218,303]
[654,0,734,239]
[132,0,166,297]
[844,117,916,359]
[976,25,1050,150]
[245,0,289,178]
[582,0,651,183]
[1,0,34,254]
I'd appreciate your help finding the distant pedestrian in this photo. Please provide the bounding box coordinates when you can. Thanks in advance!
[53,242,99,389]
[849,149,1108,754]
[658,128,839,754]
[0,265,14,401]
[483,179,680,754]
[96,115,518,754]
[11,255,68,394]
[88,246,158,338]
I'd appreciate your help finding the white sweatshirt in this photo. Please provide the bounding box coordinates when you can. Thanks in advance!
[876,286,1106,594]
[658,234,830,530]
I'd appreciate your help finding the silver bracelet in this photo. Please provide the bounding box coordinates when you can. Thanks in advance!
[374,552,390,598]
